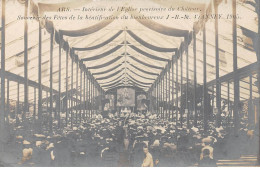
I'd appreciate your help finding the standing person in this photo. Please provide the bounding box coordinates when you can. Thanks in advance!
[141,147,154,167]
[198,149,217,167]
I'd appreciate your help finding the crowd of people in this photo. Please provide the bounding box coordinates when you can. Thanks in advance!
[1,109,257,167]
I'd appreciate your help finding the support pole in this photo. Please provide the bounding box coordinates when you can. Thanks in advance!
[163,75,165,119]
[76,58,78,125]
[159,79,162,116]
[16,83,20,125]
[227,81,230,111]
[86,73,89,118]
[162,77,164,119]
[34,87,36,120]
[193,31,197,127]
[71,54,74,128]
[91,78,93,118]
[256,0,260,165]
[49,30,54,133]
[38,23,42,123]
[186,41,189,128]
[203,24,207,134]
[80,66,82,124]
[168,64,170,120]
[88,74,91,118]
[232,0,240,136]
[0,0,6,146]
[7,79,9,121]
[176,53,179,127]
[65,48,68,127]
[83,71,86,120]
[215,2,221,127]
[172,57,174,122]
[156,81,159,113]
[46,91,49,111]
[58,36,61,128]
[165,67,168,119]
[249,75,253,125]
[24,0,29,121]
[227,81,230,129]
[180,47,183,128]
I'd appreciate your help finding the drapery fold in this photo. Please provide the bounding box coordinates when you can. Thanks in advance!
[126,68,155,81]
[96,69,123,80]
[128,56,164,70]
[102,81,125,89]
[127,74,153,85]
[92,64,122,76]
[127,30,177,52]
[127,62,159,76]
[129,80,151,87]
[101,79,123,87]
[128,45,169,62]
[87,55,123,69]
[73,30,123,51]
[99,74,124,85]
[81,44,123,61]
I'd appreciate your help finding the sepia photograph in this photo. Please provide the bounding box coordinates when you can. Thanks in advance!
[0,0,260,167]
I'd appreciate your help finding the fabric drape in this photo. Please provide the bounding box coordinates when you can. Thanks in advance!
[127,30,177,52]
[81,45,123,61]
[87,55,123,69]
[73,30,123,51]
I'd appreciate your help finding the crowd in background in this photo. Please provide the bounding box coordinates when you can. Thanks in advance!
[1,109,258,167]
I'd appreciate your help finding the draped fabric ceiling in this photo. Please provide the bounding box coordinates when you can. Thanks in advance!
[0,0,258,104]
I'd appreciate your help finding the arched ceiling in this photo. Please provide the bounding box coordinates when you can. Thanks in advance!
[0,0,258,103]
